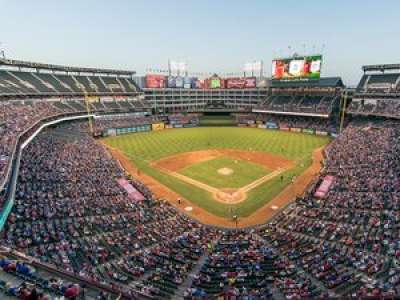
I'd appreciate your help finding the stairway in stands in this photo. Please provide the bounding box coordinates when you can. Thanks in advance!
[7,71,40,94]
[171,237,220,300]
[32,73,59,94]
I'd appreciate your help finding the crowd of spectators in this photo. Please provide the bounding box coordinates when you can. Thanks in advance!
[1,105,400,299]
[257,94,338,115]
[0,100,66,187]
[236,113,338,133]
[0,99,146,193]
[348,99,400,118]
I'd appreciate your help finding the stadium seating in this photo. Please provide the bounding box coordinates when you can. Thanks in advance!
[0,115,398,299]
[0,98,149,193]
[257,94,338,115]
[0,70,140,97]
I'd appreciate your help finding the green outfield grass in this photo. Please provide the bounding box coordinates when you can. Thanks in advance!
[104,127,330,218]
[179,156,271,189]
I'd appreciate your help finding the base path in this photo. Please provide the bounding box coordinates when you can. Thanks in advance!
[100,141,325,228]
[156,165,286,204]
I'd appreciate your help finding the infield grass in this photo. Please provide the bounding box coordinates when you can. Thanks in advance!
[179,156,271,189]
[104,127,330,218]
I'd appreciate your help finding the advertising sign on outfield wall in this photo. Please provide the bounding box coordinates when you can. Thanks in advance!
[303,128,315,134]
[152,123,165,131]
[316,130,328,136]
[290,128,302,132]
[266,122,278,129]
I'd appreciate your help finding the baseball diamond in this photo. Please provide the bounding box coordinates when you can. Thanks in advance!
[104,127,330,221]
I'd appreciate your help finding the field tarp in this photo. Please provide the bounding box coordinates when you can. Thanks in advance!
[117,178,145,202]
[314,175,335,199]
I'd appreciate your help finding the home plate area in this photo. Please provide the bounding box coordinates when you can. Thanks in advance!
[217,167,233,175]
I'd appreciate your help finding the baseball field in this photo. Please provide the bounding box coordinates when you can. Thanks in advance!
[103,127,330,226]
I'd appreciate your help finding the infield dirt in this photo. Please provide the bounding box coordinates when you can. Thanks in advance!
[101,141,324,228]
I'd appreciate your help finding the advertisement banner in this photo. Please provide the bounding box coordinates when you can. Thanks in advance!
[272,55,322,80]
[248,124,257,128]
[280,126,290,131]
[210,78,221,89]
[303,128,315,134]
[330,133,338,138]
[227,78,244,89]
[238,124,247,127]
[146,74,166,88]
[184,77,192,89]
[195,79,204,89]
[266,122,278,129]
[152,123,165,131]
[244,77,257,88]
[174,124,183,128]
[136,125,151,132]
[290,128,302,132]
[258,124,266,129]
[165,124,173,129]
[316,130,328,136]
[191,77,198,89]
[167,76,176,88]
[175,76,184,88]
[105,128,116,136]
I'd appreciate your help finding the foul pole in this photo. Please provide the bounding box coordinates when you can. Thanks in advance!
[84,91,94,135]
[339,89,348,133]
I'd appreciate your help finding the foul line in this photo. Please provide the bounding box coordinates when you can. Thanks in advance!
[156,165,287,204]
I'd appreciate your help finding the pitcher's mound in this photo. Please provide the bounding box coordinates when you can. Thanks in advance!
[218,167,233,176]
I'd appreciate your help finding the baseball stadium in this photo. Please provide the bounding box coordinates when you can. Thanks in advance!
[0,1,400,300]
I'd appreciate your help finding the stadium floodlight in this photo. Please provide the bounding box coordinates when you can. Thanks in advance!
[244,61,263,77]
[0,42,5,59]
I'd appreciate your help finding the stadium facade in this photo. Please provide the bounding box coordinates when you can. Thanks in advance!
[0,57,400,299]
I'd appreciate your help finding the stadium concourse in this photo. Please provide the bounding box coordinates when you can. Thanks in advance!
[0,59,399,300]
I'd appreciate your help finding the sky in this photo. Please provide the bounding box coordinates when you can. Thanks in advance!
[0,0,399,86]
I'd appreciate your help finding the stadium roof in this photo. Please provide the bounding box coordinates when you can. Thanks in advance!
[362,64,400,73]
[0,58,135,75]
[270,77,344,88]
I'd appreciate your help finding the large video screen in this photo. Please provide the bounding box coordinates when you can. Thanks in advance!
[271,55,322,80]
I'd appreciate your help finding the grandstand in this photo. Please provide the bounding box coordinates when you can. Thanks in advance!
[0,56,399,300]
[254,77,344,118]
[0,58,141,98]
[348,64,400,119]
